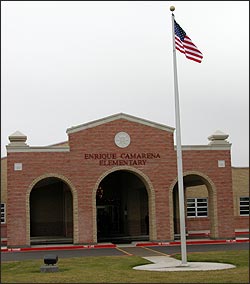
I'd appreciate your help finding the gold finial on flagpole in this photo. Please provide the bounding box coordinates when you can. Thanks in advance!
[170,6,175,12]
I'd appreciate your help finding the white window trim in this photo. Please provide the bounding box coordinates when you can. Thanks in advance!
[187,198,208,218]
[1,203,6,224]
[239,197,249,216]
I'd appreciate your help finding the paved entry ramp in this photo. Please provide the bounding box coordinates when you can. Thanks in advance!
[134,256,236,271]
[116,246,169,257]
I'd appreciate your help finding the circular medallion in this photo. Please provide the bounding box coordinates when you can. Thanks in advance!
[114,132,131,148]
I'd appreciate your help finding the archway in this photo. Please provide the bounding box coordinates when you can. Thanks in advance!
[29,177,73,244]
[96,170,149,243]
[171,172,218,240]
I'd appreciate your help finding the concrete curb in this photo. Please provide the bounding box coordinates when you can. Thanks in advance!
[1,238,249,252]
[135,238,249,247]
[1,243,116,252]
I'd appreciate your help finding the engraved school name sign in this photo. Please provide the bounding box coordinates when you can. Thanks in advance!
[84,153,161,166]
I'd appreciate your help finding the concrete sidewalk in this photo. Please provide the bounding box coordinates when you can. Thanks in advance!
[133,255,236,271]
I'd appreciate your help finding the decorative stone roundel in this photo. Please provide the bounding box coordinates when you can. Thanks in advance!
[114,132,131,148]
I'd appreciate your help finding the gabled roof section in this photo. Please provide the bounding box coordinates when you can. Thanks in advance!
[66,113,175,134]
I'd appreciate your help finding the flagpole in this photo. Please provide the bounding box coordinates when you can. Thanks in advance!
[170,6,188,266]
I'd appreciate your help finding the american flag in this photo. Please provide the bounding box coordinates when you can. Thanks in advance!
[174,20,203,63]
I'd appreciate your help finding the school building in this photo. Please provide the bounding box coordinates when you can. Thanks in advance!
[1,113,249,247]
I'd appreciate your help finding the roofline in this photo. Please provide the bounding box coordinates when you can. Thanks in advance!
[47,140,68,147]
[6,146,70,153]
[66,113,175,134]
[179,144,232,151]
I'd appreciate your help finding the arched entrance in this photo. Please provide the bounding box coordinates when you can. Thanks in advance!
[171,172,218,240]
[96,170,149,243]
[29,177,73,244]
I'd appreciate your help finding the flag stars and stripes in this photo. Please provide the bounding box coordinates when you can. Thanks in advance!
[174,20,203,63]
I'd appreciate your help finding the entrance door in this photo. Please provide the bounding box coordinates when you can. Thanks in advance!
[96,170,149,243]
[97,205,120,239]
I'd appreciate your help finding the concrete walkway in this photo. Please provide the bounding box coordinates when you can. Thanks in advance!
[133,256,236,271]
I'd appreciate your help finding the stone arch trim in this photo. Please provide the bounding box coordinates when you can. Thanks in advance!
[169,171,217,193]
[92,166,157,242]
[26,173,79,245]
[168,170,218,239]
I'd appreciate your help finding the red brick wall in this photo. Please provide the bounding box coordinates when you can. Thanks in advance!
[1,224,7,238]
[234,216,249,229]
[7,152,71,247]
[67,119,176,242]
[6,118,235,247]
[186,218,210,231]
[182,149,235,239]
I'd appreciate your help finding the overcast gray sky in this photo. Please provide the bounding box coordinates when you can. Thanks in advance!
[1,1,249,166]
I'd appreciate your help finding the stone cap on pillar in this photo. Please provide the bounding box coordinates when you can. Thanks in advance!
[6,131,70,153]
[208,130,230,145]
[7,131,29,147]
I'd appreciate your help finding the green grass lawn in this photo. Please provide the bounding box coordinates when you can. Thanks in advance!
[1,250,249,283]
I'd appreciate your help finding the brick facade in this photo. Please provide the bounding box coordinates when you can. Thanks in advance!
[1,114,248,247]
[232,167,249,229]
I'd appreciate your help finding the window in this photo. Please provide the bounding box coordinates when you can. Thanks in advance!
[1,203,6,224]
[240,197,249,216]
[187,198,208,217]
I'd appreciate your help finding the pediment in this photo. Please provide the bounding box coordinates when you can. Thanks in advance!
[66,113,175,134]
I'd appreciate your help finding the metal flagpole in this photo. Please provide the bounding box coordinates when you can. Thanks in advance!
[170,6,188,266]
